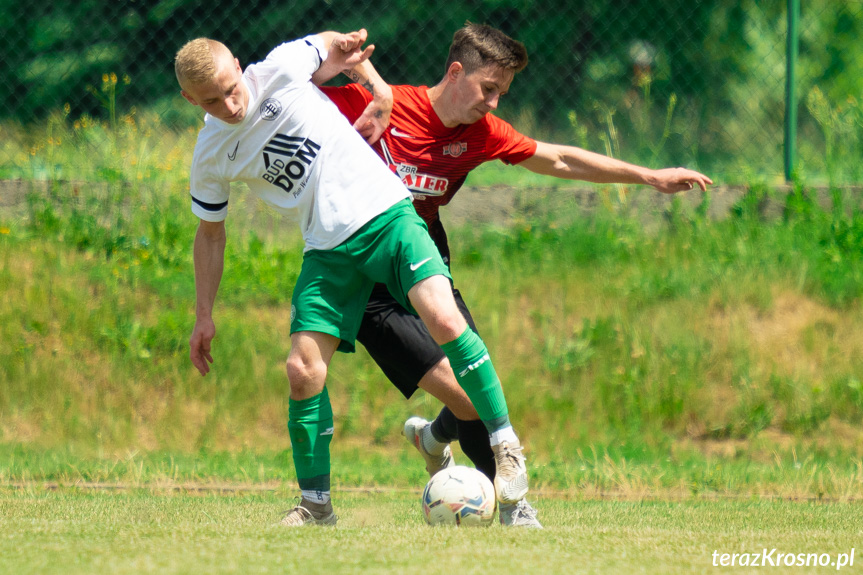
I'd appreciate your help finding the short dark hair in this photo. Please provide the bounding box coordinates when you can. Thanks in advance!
[444,23,528,76]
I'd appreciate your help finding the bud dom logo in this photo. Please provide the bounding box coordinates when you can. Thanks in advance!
[261,134,320,197]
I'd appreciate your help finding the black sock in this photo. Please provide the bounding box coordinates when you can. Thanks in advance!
[430,406,459,443]
[456,417,496,481]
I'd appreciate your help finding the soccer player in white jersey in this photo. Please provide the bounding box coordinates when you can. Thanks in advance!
[175,30,531,526]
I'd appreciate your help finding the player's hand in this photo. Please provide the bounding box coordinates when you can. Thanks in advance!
[189,317,216,376]
[650,167,713,194]
[330,29,375,70]
[353,82,392,144]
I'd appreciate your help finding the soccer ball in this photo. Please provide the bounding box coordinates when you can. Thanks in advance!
[422,465,496,526]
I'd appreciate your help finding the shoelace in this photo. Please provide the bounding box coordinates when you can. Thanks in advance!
[514,500,538,521]
[279,496,304,516]
[280,505,313,525]
[497,443,525,475]
[279,496,303,517]
[280,496,337,525]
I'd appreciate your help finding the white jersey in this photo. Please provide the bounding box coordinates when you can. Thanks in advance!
[189,36,410,251]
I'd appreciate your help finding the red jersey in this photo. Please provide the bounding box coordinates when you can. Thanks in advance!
[321,83,536,263]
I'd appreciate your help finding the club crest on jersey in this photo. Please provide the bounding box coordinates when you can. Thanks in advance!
[443,141,467,157]
[260,98,283,121]
[261,134,320,197]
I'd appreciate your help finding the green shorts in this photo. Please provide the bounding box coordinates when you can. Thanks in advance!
[291,199,451,353]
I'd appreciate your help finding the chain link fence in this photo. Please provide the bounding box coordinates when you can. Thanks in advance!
[1,0,862,185]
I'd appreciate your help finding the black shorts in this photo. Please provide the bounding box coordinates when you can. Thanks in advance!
[356,285,479,399]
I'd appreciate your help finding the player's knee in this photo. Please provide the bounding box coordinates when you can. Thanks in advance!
[285,354,326,395]
[417,303,468,343]
[432,313,469,344]
[408,276,468,343]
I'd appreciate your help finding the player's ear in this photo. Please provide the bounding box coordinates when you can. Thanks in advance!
[445,61,463,84]
[180,90,199,106]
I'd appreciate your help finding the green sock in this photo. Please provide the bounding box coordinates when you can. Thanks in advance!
[288,387,334,492]
[440,327,511,434]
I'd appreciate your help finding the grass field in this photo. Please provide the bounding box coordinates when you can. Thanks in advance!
[4,182,863,497]
[2,486,861,575]
[4,182,863,572]
[3,110,863,572]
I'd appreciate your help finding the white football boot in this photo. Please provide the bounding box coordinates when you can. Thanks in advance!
[403,416,455,477]
[499,499,543,528]
[278,498,338,527]
[491,439,529,504]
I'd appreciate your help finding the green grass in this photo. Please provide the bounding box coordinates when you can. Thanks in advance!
[3,438,863,503]
[3,115,863,574]
[4,96,863,574]
[4,181,863,500]
[4,109,863,508]
[1,488,861,575]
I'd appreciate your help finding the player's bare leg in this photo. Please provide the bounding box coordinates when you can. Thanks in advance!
[416,357,478,421]
[403,358,471,475]
[281,331,339,526]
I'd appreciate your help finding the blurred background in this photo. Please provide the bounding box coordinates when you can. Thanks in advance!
[3,2,863,491]
[1,0,862,184]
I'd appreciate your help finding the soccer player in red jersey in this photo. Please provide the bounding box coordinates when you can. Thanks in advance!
[320,23,712,528]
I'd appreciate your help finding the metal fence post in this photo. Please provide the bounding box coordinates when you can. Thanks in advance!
[784,0,800,182]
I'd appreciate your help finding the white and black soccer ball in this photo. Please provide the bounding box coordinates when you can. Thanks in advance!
[422,465,496,526]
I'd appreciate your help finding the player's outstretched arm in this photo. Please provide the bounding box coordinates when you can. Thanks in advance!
[519,141,713,194]
[342,59,393,144]
[190,219,226,376]
[310,30,375,86]
[309,30,392,143]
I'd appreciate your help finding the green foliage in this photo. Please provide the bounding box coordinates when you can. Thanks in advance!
[3,107,863,494]
[3,2,863,182]
[0,95,198,182]
[450,186,863,448]
[221,230,303,306]
[806,87,863,184]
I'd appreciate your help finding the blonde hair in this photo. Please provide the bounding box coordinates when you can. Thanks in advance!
[175,38,232,87]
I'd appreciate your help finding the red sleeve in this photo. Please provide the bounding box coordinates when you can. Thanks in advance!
[319,84,373,125]
[484,115,537,165]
